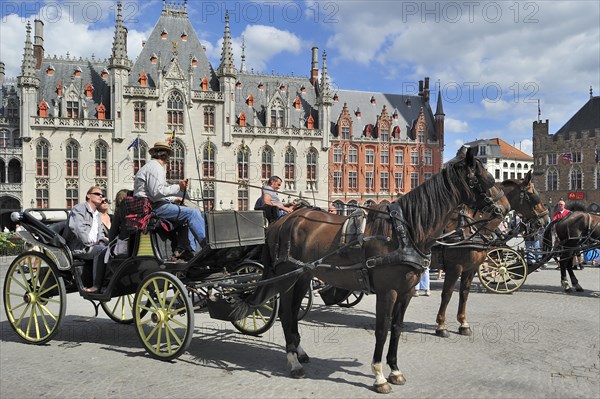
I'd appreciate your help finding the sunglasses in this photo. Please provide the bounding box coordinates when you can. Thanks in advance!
[90,192,105,198]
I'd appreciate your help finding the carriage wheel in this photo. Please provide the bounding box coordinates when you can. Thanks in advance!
[3,252,66,344]
[231,263,280,336]
[297,283,313,321]
[337,291,364,308]
[134,272,194,361]
[101,294,149,324]
[478,247,528,294]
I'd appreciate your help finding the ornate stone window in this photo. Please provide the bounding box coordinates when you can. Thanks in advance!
[284,147,296,190]
[134,102,146,130]
[166,139,185,182]
[36,139,49,177]
[306,148,318,191]
[65,140,79,177]
[95,141,108,178]
[238,144,250,180]
[167,91,184,132]
[133,140,147,175]
[203,143,216,178]
[261,147,273,181]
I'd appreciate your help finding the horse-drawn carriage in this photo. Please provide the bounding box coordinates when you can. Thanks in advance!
[3,207,280,360]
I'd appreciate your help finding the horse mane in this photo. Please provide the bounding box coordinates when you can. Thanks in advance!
[367,165,471,245]
[566,201,587,212]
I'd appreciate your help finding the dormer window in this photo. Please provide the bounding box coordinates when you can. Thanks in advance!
[405,99,412,107]
[355,107,361,118]
[74,66,82,77]
[239,112,246,126]
[85,83,94,98]
[257,82,264,90]
[307,114,314,129]
[38,99,49,117]
[150,53,158,64]
[235,81,242,89]
[97,103,106,120]
[279,84,286,92]
[181,32,187,41]
[300,85,306,93]
[161,29,168,39]
[191,56,198,67]
[101,69,108,79]
[139,71,148,87]
[393,109,399,120]
[247,94,254,107]
[201,77,209,91]
[56,82,63,97]
[370,96,376,104]
[294,97,301,110]
[333,93,339,102]
[46,65,55,75]
[365,124,373,138]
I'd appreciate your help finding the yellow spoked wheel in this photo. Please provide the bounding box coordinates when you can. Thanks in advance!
[134,272,194,361]
[478,247,528,294]
[231,263,280,336]
[101,294,144,324]
[3,252,66,344]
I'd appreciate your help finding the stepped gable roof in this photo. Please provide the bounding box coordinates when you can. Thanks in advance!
[233,73,318,128]
[129,8,217,90]
[329,90,436,141]
[554,96,599,138]
[36,56,110,115]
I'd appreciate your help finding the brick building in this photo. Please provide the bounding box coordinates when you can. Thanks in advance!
[532,92,600,211]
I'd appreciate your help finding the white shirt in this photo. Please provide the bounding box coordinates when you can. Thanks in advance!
[88,209,99,244]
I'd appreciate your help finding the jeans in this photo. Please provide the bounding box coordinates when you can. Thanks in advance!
[154,203,206,251]
[524,240,540,265]
[76,244,106,289]
[418,269,430,290]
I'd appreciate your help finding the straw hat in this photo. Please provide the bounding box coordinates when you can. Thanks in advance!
[148,141,173,155]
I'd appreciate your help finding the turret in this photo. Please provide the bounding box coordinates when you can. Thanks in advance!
[218,11,237,145]
[18,22,40,142]
[317,50,332,150]
[108,1,131,141]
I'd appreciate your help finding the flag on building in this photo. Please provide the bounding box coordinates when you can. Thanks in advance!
[561,152,573,164]
[127,136,140,150]
[167,131,175,145]
[537,99,541,121]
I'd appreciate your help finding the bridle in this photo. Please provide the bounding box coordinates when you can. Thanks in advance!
[517,185,548,228]
[466,164,508,218]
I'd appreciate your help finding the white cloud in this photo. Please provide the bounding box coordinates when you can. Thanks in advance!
[444,117,469,133]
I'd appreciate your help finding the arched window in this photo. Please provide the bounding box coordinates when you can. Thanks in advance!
[238,144,250,180]
[65,140,79,177]
[306,149,318,190]
[261,147,273,181]
[133,140,148,175]
[7,159,21,183]
[167,91,184,132]
[95,141,108,178]
[134,102,146,130]
[204,106,215,128]
[167,140,185,182]
[270,99,285,127]
[36,139,49,177]
[284,147,296,190]
[0,129,8,147]
[570,166,583,190]
[203,143,216,178]
[546,168,558,191]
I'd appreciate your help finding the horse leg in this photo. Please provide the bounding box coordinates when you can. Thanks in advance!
[278,286,305,378]
[385,290,411,387]
[567,254,583,292]
[292,276,312,363]
[457,270,477,336]
[435,266,460,338]
[371,291,396,394]
[559,255,572,293]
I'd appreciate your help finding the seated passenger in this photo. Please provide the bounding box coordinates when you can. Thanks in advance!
[133,141,205,259]
[257,176,295,221]
[63,186,108,293]
[107,189,131,259]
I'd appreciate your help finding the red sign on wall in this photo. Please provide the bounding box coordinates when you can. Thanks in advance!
[567,192,585,200]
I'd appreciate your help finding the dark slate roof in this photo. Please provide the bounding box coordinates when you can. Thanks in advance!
[554,96,599,138]
[35,56,111,116]
[0,78,18,116]
[329,90,437,140]
[129,9,218,90]
[233,73,318,128]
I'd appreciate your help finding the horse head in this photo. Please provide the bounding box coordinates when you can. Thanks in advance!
[448,146,498,214]
[503,170,549,230]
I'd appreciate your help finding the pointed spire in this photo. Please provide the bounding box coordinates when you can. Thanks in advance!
[109,1,131,70]
[319,50,332,104]
[18,21,39,88]
[435,81,444,116]
[240,35,247,73]
[218,11,237,77]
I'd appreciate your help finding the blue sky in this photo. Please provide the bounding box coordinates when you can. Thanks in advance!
[1,0,599,161]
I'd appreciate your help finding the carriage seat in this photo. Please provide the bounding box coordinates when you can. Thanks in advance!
[340,208,367,248]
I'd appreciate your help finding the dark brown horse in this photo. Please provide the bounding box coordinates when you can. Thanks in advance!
[433,170,549,337]
[542,211,600,292]
[233,148,497,393]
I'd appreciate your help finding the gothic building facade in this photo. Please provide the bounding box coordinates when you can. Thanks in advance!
[532,93,600,211]
[0,1,444,226]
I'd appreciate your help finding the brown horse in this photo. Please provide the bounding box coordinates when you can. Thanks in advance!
[542,211,600,292]
[233,147,497,393]
[433,170,549,337]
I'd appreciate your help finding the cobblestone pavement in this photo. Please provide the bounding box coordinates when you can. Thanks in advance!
[0,256,598,399]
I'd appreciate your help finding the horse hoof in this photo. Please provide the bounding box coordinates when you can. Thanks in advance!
[574,284,584,292]
[564,287,572,293]
[374,382,393,394]
[435,329,449,338]
[388,372,406,385]
[561,280,571,292]
[459,326,472,336]
[297,353,310,363]
[290,368,305,379]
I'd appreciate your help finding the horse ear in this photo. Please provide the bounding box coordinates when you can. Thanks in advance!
[455,146,468,159]
[524,170,532,185]
[465,147,475,167]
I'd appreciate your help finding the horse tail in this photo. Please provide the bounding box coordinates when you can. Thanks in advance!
[539,220,558,265]
[230,243,303,320]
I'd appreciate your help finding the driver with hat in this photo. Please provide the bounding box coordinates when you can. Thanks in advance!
[133,141,205,258]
